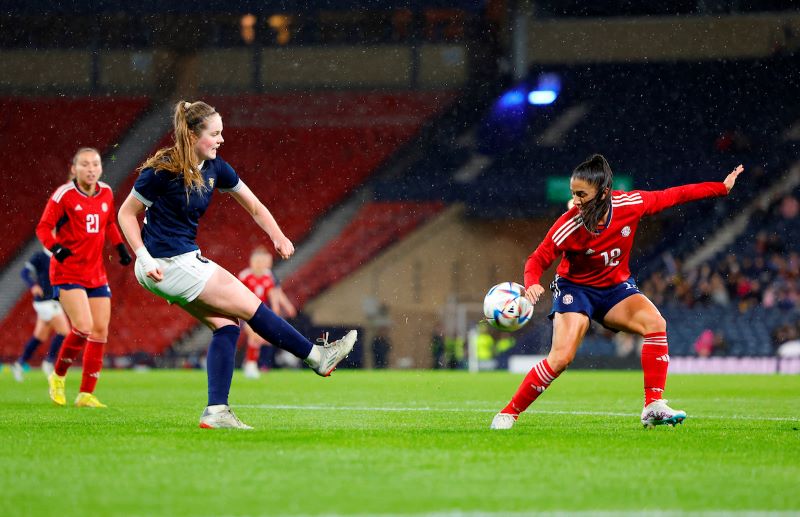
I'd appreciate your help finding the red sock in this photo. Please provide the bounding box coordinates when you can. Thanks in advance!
[502,358,559,416]
[54,328,89,376]
[641,331,669,406]
[245,345,259,362]
[79,339,105,394]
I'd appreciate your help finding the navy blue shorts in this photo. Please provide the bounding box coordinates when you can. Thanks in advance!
[53,284,112,299]
[549,276,640,326]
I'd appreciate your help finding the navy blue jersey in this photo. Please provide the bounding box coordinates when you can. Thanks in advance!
[133,158,242,258]
[21,251,54,301]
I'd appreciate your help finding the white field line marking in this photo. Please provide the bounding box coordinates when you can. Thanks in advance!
[235,404,799,422]
[287,511,799,517]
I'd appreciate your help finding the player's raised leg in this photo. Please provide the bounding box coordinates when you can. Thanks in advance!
[192,267,356,377]
[491,312,589,429]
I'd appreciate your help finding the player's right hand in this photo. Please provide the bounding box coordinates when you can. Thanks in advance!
[525,284,545,305]
[135,246,163,282]
[50,244,72,263]
[31,285,43,298]
[273,235,295,260]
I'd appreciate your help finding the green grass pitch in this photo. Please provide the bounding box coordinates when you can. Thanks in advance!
[1,368,798,516]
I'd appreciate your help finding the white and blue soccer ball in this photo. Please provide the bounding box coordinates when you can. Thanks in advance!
[483,282,533,331]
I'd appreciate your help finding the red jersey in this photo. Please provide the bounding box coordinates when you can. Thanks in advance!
[524,182,728,289]
[238,268,279,303]
[36,181,123,288]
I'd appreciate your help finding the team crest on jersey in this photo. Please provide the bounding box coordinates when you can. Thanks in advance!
[621,226,631,237]
[209,178,215,188]
[101,202,108,212]
[563,294,574,305]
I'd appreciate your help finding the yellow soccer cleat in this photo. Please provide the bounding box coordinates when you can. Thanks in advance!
[48,372,66,406]
[75,392,107,408]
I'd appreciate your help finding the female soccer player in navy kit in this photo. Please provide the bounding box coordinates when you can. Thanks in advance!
[117,101,356,429]
[11,249,69,382]
[491,155,744,430]
[36,148,133,408]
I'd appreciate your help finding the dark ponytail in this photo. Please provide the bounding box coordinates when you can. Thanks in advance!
[572,154,613,233]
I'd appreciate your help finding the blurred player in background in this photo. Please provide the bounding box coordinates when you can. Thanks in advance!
[238,246,297,379]
[11,248,69,381]
[118,100,356,430]
[491,154,743,430]
[36,147,132,408]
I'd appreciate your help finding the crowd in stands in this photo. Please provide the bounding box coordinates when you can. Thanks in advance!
[639,191,800,356]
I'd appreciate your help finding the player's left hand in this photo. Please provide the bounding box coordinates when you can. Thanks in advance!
[273,235,295,260]
[723,164,744,193]
[116,243,132,266]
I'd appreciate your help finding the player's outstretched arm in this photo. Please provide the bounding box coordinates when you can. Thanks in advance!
[230,183,294,260]
[118,193,163,281]
[723,164,744,193]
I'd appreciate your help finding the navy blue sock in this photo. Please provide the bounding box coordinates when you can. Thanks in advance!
[247,304,313,359]
[19,337,42,363]
[207,325,240,406]
[46,334,65,362]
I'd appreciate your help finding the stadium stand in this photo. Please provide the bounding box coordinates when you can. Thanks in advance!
[0,96,150,268]
[283,200,445,308]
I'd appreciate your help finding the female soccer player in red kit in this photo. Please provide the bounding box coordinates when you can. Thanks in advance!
[36,147,132,408]
[238,246,297,379]
[491,154,743,430]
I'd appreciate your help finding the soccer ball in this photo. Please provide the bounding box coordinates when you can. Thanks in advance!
[483,282,533,331]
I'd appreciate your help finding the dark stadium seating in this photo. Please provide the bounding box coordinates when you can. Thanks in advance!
[374,58,798,219]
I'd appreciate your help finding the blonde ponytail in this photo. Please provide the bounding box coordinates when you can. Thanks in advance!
[139,100,218,193]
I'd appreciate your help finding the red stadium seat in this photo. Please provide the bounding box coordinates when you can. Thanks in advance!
[0,96,150,268]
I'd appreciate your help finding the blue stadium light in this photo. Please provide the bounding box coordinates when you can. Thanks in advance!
[527,90,558,105]
[497,90,526,109]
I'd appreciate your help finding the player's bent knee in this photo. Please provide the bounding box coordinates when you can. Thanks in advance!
[644,315,667,334]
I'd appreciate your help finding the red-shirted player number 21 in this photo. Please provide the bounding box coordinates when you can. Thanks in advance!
[86,213,100,233]
[601,248,621,267]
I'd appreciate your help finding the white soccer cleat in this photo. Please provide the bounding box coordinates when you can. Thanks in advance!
[641,399,687,428]
[41,360,54,377]
[11,362,24,382]
[490,412,517,430]
[306,330,357,377]
[199,405,253,430]
[243,360,260,379]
